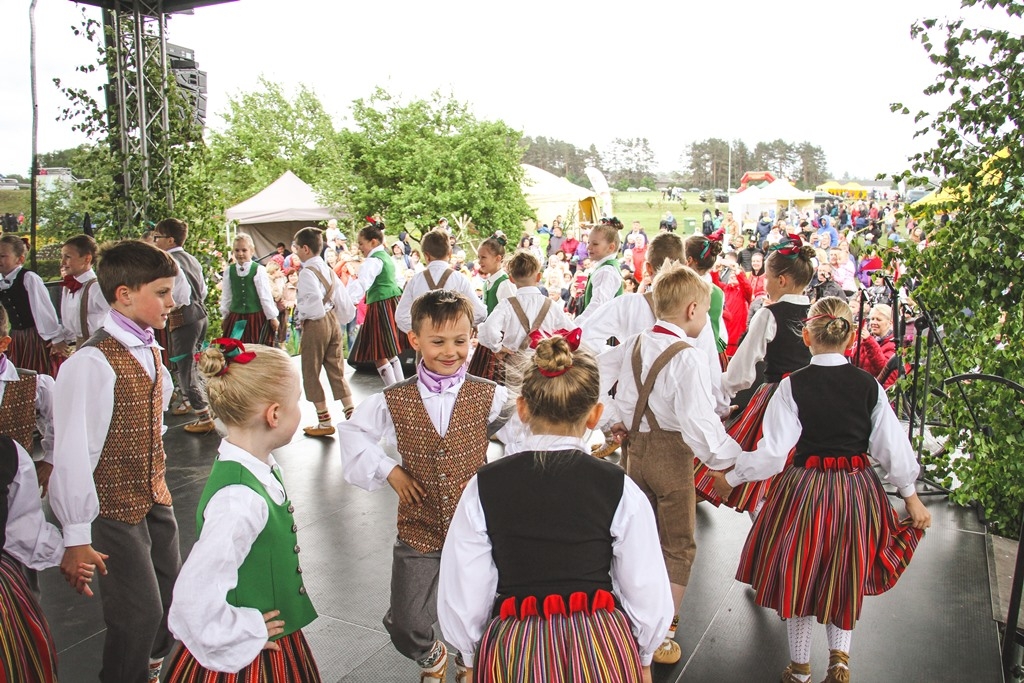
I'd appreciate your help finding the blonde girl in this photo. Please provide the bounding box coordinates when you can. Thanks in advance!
[219,234,279,345]
[468,234,515,381]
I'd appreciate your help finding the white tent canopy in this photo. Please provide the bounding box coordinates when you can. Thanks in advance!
[728,185,774,225]
[521,164,599,230]
[225,171,339,256]
[760,179,814,203]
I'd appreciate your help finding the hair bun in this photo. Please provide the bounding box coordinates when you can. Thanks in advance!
[799,245,817,260]
[196,346,228,380]
[533,336,573,376]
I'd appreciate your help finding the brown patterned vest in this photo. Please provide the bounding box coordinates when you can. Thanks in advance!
[0,371,37,452]
[83,332,172,524]
[383,376,495,552]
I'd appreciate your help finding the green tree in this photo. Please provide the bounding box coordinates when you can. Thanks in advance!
[207,77,342,206]
[890,0,1024,536]
[604,137,656,188]
[321,88,533,243]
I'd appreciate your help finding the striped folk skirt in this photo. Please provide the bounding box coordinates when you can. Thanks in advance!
[694,382,791,511]
[163,629,321,683]
[736,459,924,629]
[8,327,59,377]
[475,591,643,683]
[348,296,409,364]
[0,552,58,682]
[222,311,276,346]
[467,344,505,384]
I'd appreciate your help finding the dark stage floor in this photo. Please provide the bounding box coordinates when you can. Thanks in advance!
[40,363,1003,682]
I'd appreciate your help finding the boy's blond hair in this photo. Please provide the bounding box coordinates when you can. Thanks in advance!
[506,251,541,285]
[652,261,711,319]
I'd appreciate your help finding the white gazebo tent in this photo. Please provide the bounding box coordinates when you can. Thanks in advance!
[521,164,599,230]
[728,185,774,225]
[225,171,339,257]
[760,179,815,217]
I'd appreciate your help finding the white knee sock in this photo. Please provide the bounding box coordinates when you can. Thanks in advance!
[390,356,404,381]
[786,616,815,675]
[377,362,396,386]
[826,623,853,657]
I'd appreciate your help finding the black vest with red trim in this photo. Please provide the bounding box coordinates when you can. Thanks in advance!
[0,269,33,330]
[789,362,878,465]
[476,449,622,612]
[763,301,811,383]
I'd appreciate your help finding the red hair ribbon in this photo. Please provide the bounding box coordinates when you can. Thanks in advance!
[210,337,256,376]
[708,228,725,242]
[770,233,804,258]
[364,216,377,225]
[527,328,582,377]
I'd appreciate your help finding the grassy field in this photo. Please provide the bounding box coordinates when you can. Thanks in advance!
[603,190,723,236]
[0,189,29,215]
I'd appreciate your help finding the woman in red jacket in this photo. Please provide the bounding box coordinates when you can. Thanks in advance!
[849,303,899,386]
[711,251,753,357]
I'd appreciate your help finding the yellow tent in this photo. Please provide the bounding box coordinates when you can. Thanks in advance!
[915,186,965,207]
[911,148,1009,212]
[816,180,843,196]
[840,182,868,199]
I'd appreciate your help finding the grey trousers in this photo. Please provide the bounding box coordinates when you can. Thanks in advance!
[383,538,441,662]
[170,317,209,411]
[92,504,181,683]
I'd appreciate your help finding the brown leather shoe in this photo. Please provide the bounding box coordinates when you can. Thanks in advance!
[183,419,216,434]
[171,401,192,416]
[303,424,336,438]
[781,661,812,682]
[591,440,620,459]
[820,650,850,683]
[652,637,681,665]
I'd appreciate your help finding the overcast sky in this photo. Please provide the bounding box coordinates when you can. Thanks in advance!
[0,0,986,181]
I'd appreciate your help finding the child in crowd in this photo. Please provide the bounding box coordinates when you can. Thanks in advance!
[602,263,741,666]
[711,296,930,683]
[346,220,409,386]
[219,233,280,346]
[59,234,110,347]
[0,234,67,375]
[683,233,728,367]
[166,341,320,681]
[395,229,486,335]
[695,233,815,511]
[0,306,56,496]
[439,332,673,682]
[265,260,289,347]
[476,251,573,359]
[467,234,515,381]
[337,290,512,683]
[154,218,214,434]
[574,221,623,322]
[292,227,356,437]
[49,239,182,683]
[1,435,96,682]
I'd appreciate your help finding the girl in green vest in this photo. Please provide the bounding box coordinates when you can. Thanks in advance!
[683,232,729,370]
[166,341,320,682]
[347,221,410,386]
[219,234,280,346]
[467,234,515,382]
[574,222,624,322]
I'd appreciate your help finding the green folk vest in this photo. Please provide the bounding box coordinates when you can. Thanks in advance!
[483,273,509,314]
[710,284,727,353]
[583,258,623,310]
[228,264,261,314]
[366,251,402,304]
[382,376,495,552]
[196,460,317,639]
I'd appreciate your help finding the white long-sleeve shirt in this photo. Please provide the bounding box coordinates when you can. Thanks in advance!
[60,269,110,342]
[48,313,173,547]
[438,434,673,666]
[574,255,622,323]
[0,266,64,342]
[725,353,920,497]
[295,256,355,325]
[395,260,487,333]
[346,245,385,302]
[722,293,810,399]
[219,262,279,321]
[476,287,574,353]
[336,376,510,492]
[168,440,287,673]
[602,321,740,470]
[0,359,55,463]
[584,293,730,417]
[4,439,64,570]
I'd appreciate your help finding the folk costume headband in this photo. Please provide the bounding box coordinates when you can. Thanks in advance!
[197,338,257,376]
[770,233,804,258]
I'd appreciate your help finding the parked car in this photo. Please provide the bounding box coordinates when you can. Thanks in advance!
[813,192,839,204]
[688,187,700,193]
[905,188,930,204]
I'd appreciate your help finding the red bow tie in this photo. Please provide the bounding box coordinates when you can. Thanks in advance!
[62,275,83,293]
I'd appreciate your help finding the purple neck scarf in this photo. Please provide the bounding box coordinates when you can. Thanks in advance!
[417,361,467,394]
[110,309,155,346]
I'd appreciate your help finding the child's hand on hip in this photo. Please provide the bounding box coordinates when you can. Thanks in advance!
[263,610,285,650]
[710,470,734,500]
[387,465,426,505]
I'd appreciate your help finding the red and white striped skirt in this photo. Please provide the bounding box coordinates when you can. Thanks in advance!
[8,327,59,377]
[348,296,409,364]
[163,629,321,682]
[736,457,923,629]
[222,311,276,346]
[0,552,57,682]
[475,591,643,683]
[694,382,792,511]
